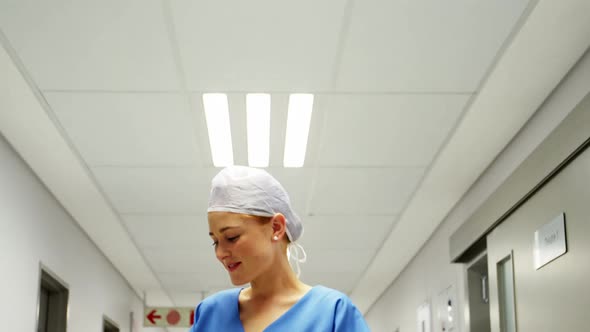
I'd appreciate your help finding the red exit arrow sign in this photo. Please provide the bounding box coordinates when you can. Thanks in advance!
[147,310,161,324]
[143,307,195,327]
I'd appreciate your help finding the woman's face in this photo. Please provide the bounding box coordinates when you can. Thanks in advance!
[208,212,275,285]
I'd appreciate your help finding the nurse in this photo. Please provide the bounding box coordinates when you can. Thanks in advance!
[190,166,370,331]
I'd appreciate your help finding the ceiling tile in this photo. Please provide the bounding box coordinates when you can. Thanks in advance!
[302,247,377,272]
[145,289,176,306]
[301,249,375,293]
[317,94,469,166]
[302,270,363,294]
[168,291,205,307]
[143,248,219,274]
[92,167,217,214]
[171,0,347,91]
[123,215,210,250]
[336,0,529,92]
[46,92,201,166]
[0,0,180,90]
[310,168,425,215]
[150,247,232,291]
[298,216,395,251]
[158,272,231,293]
[305,270,363,294]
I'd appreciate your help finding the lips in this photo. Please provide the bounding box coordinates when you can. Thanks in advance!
[226,262,241,272]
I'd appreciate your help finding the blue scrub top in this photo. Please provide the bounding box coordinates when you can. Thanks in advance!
[189,285,370,331]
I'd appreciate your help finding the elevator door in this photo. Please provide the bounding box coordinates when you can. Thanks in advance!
[486,146,590,332]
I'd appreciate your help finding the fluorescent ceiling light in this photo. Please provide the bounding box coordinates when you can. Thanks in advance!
[284,94,314,167]
[246,94,271,167]
[202,93,233,167]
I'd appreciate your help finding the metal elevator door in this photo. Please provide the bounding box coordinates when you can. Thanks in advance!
[485,145,590,332]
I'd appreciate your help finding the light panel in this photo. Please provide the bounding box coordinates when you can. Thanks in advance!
[202,93,233,167]
[246,94,271,167]
[284,94,314,167]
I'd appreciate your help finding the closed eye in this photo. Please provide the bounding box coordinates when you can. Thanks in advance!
[210,234,240,248]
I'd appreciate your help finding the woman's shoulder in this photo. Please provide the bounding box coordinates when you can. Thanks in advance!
[308,285,356,305]
[190,288,242,330]
[197,288,241,309]
[310,285,349,297]
[289,285,369,330]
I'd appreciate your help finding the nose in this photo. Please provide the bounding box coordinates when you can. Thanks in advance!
[215,242,230,262]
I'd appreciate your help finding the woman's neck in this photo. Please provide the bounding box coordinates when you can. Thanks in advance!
[246,256,309,300]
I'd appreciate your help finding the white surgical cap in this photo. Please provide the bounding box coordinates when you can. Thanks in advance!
[207,166,304,242]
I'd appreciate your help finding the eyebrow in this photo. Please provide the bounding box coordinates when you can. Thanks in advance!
[209,226,239,236]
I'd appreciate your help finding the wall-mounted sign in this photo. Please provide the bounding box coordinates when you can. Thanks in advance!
[534,213,567,270]
[143,307,195,327]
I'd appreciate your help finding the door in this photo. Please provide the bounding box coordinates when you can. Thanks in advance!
[486,146,590,331]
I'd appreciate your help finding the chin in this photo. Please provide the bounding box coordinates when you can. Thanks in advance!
[229,276,250,286]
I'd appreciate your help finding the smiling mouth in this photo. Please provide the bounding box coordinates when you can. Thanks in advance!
[227,262,241,272]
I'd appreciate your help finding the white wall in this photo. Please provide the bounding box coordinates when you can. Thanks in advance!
[364,47,590,332]
[0,133,167,332]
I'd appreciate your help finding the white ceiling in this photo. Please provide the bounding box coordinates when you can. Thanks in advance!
[2,0,589,319]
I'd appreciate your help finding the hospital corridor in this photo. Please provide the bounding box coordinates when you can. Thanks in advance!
[1,1,590,331]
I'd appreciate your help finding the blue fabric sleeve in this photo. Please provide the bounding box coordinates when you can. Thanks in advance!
[333,296,371,331]
[188,302,201,332]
